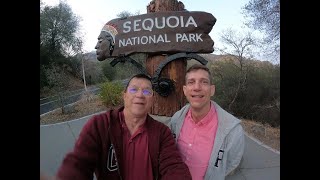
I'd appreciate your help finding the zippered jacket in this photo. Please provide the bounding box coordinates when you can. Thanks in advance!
[169,101,245,180]
[57,106,192,180]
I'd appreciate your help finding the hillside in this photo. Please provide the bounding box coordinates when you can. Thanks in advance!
[83,51,224,62]
[40,52,280,151]
[41,52,267,96]
[40,71,86,98]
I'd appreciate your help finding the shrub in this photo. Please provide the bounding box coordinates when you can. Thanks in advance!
[209,59,280,127]
[98,81,124,107]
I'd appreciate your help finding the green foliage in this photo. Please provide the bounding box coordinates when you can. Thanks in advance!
[40,1,83,91]
[210,59,280,127]
[113,64,137,80]
[101,61,117,81]
[44,65,74,114]
[68,56,82,79]
[117,10,140,18]
[40,65,49,89]
[210,59,241,108]
[98,81,124,107]
[244,62,280,126]
[40,1,82,56]
[82,60,106,85]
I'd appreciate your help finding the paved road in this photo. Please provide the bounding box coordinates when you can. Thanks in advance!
[40,113,280,179]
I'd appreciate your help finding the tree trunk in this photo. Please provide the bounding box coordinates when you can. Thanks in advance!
[146,0,187,116]
[146,55,187,116]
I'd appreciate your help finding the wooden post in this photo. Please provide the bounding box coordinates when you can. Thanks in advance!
[146,0,187,116]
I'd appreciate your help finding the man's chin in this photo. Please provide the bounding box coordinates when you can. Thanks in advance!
[131,108,148,117]
[190,102,204,109]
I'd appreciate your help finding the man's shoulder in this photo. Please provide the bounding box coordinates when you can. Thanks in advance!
[213,102,239,120]
[171,104,190,119]
[147,116,172,133]
[87,109,114,126]
[148,116,167,126]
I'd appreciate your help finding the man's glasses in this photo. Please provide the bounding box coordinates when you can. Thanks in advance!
[128,87,153,96]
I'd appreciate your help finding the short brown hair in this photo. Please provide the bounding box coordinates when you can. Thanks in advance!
[125,73,152,90]
[186,64,213,84]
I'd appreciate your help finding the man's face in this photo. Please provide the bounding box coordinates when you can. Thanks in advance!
[123,77,154,118]
[95,31,113,61]
[183,69,215,111]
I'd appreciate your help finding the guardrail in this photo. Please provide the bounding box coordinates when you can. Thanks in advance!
[40,79,129,115]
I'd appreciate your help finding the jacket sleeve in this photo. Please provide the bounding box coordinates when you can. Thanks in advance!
[56,116,102,180]
[167,117,175,137]
[225,124,245,176]
[158,125,192,180]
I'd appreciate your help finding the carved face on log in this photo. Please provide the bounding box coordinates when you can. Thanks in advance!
[95,30,115,61]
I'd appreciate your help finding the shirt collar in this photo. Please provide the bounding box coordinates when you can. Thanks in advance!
[187,104,216,126]
[119,111,147,133]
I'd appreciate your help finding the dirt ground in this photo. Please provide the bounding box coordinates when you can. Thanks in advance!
[40,95,280,152]
[240,119,280,151]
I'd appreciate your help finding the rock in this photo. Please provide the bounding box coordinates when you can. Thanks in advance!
[251,124,266,137]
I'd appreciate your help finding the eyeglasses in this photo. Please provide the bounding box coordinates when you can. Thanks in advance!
[128,87,153,96]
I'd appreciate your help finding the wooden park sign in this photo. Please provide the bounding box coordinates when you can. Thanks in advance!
[96,0,216,116]
[98,11,216,57]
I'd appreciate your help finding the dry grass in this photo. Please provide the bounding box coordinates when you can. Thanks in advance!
[40,94,107,125]
[40,94,280,152]
[241,119,280,152]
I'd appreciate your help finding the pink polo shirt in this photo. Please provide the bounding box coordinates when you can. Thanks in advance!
[177,105,218,180]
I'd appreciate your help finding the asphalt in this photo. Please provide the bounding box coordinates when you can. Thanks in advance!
[40,112,280,180]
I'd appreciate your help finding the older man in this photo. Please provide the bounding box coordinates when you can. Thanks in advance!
[49,73,191,180]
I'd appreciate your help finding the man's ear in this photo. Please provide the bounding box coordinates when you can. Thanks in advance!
[210,85,215,96]
[183,85,187,96]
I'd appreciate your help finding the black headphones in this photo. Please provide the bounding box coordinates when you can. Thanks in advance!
[152,77,175,97]
[109,53,208,97]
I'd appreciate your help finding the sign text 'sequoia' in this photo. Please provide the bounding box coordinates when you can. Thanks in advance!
[123,16,197,33]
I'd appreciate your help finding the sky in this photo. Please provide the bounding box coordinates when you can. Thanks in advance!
[42,0,251,54]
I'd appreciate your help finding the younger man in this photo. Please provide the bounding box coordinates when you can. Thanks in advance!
[169,64,245,180]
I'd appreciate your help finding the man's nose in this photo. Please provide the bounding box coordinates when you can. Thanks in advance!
[193,82,202,89]
[134,89,145,97]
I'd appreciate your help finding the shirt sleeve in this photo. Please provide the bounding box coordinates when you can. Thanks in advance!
[56,116,101,180]
[225,124,245,176]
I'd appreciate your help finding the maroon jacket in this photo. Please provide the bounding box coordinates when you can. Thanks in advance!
[56,106,191,180]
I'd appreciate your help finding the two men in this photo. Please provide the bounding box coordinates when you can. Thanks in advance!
[45,64,244,180]
[169,64,245,180]
[54,74,192,180]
